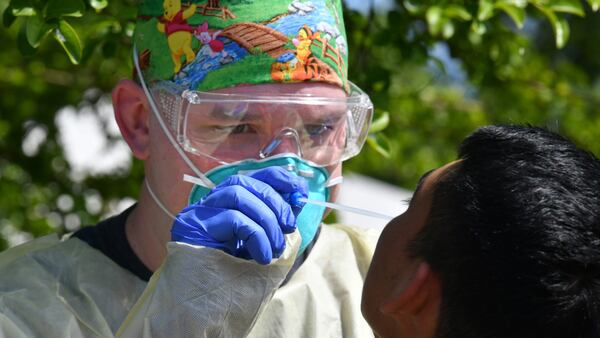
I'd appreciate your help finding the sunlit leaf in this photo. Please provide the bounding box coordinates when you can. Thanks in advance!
[470,20,487,35]
[10,0,36,16]
[553,17,570,48]
[495,2,526,28]
[444,5,472,21]
[536,6,571,48]
[369,111,390,133]
[12,7,36,17]
[366,134,391,158]
[53,20,82,64]
[550,0,585,16]
[477,0,495,20]
[90,0,109,11]
[501,0,527,7]
[403,0,426,14]
[426,6,444,36]
[442,21,455,39]
[44,0,86,19]
[589,0,600,11]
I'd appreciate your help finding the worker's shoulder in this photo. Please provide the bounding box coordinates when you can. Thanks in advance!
[322,222,381,250]
[0,233,122,277]
[0,234,63,267]
[319,223,381,273]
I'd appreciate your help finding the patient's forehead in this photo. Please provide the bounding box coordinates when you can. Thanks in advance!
[412,160,461,208]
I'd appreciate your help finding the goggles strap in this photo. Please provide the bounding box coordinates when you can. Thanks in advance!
[144,178,176,220]
[133,45,215,189]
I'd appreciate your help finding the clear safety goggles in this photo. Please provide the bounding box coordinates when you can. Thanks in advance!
[150,81,373,167]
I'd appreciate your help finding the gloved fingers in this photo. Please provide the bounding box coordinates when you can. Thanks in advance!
[210,174,297,234]
[249,166,309,197]
[205,209,273,264]
[203,186,286,257]
[171,206,240,254]
[249,167,309,218]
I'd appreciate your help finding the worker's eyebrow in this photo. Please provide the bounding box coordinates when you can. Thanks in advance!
[405,169,435,206]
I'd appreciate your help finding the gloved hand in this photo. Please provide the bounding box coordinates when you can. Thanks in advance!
[171,166,308,265]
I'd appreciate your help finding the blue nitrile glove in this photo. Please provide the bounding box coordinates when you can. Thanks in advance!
[171,167,308,265]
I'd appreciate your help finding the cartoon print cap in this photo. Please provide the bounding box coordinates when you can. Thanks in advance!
[134,0,349,93]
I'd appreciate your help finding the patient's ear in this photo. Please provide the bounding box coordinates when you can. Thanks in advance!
[112,79,151,160]
[380,262,441,338]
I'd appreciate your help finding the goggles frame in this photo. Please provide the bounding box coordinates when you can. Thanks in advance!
[149,80,373,167]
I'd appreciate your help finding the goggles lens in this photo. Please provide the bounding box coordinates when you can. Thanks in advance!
[152,82,373,167]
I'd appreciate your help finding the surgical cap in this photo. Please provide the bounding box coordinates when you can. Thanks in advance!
[133,0,349,92]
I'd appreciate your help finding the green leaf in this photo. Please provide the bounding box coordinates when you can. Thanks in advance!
[53,20,82,64]
[442,21,455,39]
[495,2,526,28]
[554,16,570,48]
[444,5,472,21]
[423,11,455,39]
[589,0,600,11]
[11,0,36,16]
[470,20,487,35]
[366,134,391,158]
[536,6,570,48]
[12,8,36,16]
[477,0,495,21]
[499,0,527,7]
[44,0,86,19]
[402,0,426,15]
[369,111,390,133]
[549,0,585,16]
[17,24,37,56]
[25,15,53,48]
[101,39,117,58]
[2,7,17,27]
[90,0,109,12]
[426,6,442,28]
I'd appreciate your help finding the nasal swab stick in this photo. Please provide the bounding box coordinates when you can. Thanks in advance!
[296,197,394,221]
[183,175,397,221]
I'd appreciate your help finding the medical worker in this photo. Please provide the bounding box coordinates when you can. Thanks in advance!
[0,1,376,337]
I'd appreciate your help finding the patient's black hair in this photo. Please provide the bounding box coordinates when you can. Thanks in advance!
[410,125,600,338]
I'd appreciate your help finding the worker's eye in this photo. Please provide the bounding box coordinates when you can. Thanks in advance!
[230,124,254,134]
[305,124,334,137]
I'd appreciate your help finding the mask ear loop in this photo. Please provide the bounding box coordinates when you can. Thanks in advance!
[133,45,216,190]
[326,175,343,187]
[144,178,176,220]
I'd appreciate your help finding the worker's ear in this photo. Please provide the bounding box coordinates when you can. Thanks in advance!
[379,262,441,338]
[112,79,151,160]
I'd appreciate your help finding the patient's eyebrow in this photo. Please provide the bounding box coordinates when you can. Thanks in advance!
[406,169,435,206]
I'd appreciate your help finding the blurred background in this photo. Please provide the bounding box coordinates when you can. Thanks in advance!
[1,0,599,249]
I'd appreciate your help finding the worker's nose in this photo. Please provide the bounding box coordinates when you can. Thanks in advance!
[260,128,303,158]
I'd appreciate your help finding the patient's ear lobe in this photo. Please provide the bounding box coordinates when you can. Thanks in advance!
[380,262,441,338]
[112,79,151,160]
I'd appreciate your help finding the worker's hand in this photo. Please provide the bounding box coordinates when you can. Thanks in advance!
[171,167,308,265]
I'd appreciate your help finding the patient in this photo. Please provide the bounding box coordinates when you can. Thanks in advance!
[362,125,600,338]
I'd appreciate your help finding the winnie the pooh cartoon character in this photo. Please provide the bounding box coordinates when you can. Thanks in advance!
[157,0,197,74]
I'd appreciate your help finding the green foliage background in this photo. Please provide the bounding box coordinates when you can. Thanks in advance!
[1,0,599,250]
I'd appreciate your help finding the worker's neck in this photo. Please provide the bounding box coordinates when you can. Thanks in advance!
[125,187,171,272]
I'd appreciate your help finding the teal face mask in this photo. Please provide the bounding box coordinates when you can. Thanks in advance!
[187,156,330,255]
